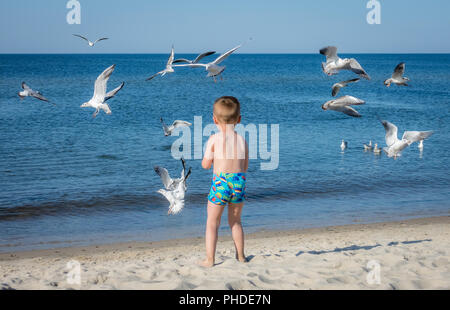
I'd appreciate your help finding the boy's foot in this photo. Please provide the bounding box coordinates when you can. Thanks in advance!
[236,254,248,263]
[198,259,214,268]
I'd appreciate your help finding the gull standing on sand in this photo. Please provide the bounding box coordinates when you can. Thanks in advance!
[322,95,365,118]
[160,118,192,136]
[146,46,175,81]
[332,78,360,97]
[80,65,125,118]
[172,51,216,65]
[18,82,51,104]
[320,46,371,80]
[173,45,241,82]
[154,158,191,191]
[380,120,433,158]
[364,140,373,151]
[340,140,348,151]
[384,62,410,87]
[72,34,109,47]
[156,163,192,215]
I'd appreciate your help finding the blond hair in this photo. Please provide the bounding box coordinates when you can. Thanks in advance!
[213,96,241,124]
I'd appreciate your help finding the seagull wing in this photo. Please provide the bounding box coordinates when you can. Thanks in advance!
[154,166,173,190]
[104,82,125,102]
[341,106,361,118]
[319,46,339,62]
[171,120,192,129]
[381,120,399,147]
[348,59,371,80]
[167,46,175,67]
[392,62,405,79]
[22,82,31,91]
[213,45,241,65]
[193,51,216,64]
[31,92,50,102]
[94,64,116,102]
[146,70,164,81]
[172,58,192,64]
[334,95,365,107]
[93,37,109,44]
[72,34,89,42]
[341,78,360,86]
[331,84,342,97]
[172,63,207,69]
[402,131,433,145]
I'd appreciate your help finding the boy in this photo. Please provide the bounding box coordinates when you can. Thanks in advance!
[201,96,249,268]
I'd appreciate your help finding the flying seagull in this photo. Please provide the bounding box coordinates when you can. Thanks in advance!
[173,44,241,82]
[380,120,433,158]
[160,118,192,136]
[320,46,370,80]
[72,34,108,47]
[146,46,175,81]
[172,51,216,65]
[156,161,192,215]
[154,158,190,191]
[18,82,51,104]
[384,62,409,87]
[80,64,125,118]
[322,95,365,118]
[332,78,360,97]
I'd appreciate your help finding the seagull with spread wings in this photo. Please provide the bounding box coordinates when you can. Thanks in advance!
[160,118,192,136]
[80,64,125,118]
[72,34,109,47]
[146,46,175,81]
[320,46,370,80]
[18,82,52,104]
[322,95,365,118]
[384,62,410,87]
[332,78,360,97]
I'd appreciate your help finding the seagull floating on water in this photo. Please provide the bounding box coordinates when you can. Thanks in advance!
[173,44,241,82]
[146,46,175,81]
[384,62,410,87]
[332,78,360,97]
[373,143,382,155]
[322,95,365,118]
[380,120,433,158]
[340,140,348,151]
[80,65,125,118]
[364,140,373,151]
[72,34,108,47]
[160,118,192,136]
[173,51,216,65]
[18,82,51,104]
[156,159,192,215]
[320,46,370,80]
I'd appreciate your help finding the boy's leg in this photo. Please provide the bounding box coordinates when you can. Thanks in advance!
[201,201,225,267]
[228,202,246,262]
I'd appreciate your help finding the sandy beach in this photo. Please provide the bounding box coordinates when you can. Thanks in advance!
[1,216,449,290]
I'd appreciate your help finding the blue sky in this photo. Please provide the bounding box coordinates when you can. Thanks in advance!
[0,0,449,53]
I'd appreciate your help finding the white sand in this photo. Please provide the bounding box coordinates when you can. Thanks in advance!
[1,216,449,290]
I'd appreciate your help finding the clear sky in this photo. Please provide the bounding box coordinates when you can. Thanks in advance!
[0,0,449,54]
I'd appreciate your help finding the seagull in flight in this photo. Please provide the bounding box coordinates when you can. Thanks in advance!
[322,95,365,118]
[320,46,370,80]
[156,159,192,215]
[332,78,360,97]
[380,120,433,158]
[80,65,125,118]
[18,82,52,104]
[172,51,216,65]
[173,44,241,82]
[146,46,175,81]
[72,34,109,47]
[384,62,410,87]
[160,118,192,136]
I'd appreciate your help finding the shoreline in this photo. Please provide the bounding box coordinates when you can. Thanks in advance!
[1,215,449,289]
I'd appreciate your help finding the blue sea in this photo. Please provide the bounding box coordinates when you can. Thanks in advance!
[0,54,449,252]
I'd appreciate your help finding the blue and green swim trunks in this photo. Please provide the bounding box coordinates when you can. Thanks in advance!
[208,173,246,206]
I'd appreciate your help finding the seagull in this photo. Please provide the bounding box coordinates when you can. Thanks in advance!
[80,64,125,118]
[173,44,241,82]
[384,62,409,87]
[373,143,382,155]
[156,162,192,215]
[18,82,52,104]
[72,34,108,47]
[160,118,192,136]
[172,51,216,65]
[320,46,370,80]
[332,78,360,97]
[322,95,365,118]
[146,46,175,81]
[154,158,191,191]
[340,140,348,151]
[418,140,424,151]
[364,140,373,151]
[380,120,433,158]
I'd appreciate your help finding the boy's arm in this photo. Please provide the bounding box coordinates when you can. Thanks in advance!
[202,136,215,170]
